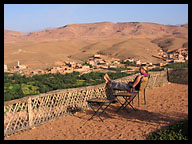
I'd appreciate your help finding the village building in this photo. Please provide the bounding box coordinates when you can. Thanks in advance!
[104,59,112,65]
[15,61,28,70]
[159,63,166,67]
[166,59,173,63]
[99,65,108,69]
[35,69,45,74]
[82,65,90,70]
[168,54,174,59]
[173,53,179,58]
[178,54,184,60]
[88,57,94,61]
[50,69,58,74]
[148,62,153,66]
[88,60,96,66]
[141,62,147,65]
[173,59,185,63]
[76,63,82,68]
[108,65,117,69]
[153,63,161,67]
[134,60,141,65]
[185,55,188,61]
[123,58,134,62]
[94,54,101,59]
[128,59,134,62]
[158,49,164,56]
[4,64,8,72]
[162,53,168,58]
[69,62,76,68]
[96,59,106,65]
[112,60,120,65]
[4,64,8,70]
[31,71,39,75]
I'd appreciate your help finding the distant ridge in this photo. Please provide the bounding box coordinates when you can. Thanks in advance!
[4,29,26,41]
[4,22,188,41]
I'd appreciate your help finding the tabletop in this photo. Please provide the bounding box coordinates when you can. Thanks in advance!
[113,91,138,97]
[87,98,116,104]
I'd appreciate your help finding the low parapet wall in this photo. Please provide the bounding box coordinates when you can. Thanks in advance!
[167,68,188,84]
[5,69,185,137]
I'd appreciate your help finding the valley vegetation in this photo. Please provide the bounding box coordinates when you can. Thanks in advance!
[4,71,130,101]
[4,62,187,101]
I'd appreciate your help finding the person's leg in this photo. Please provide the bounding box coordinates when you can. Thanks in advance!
[105,73,111,81]
[104,73,112,84]
[104,74,109,83]
[110,81,129,91]
[104,73,129,91]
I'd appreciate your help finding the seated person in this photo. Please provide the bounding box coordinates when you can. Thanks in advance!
[104,64,149,92]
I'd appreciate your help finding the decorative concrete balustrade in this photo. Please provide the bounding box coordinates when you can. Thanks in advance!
[5,69,182,137]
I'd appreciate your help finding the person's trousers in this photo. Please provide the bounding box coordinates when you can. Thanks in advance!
[110,80,130,91]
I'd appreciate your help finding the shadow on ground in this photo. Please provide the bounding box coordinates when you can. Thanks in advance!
[76,104,187,126]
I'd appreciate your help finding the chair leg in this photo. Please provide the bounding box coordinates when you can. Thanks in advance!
[144,89,146,105]
[138,92,140,106]
[132,97,134,105]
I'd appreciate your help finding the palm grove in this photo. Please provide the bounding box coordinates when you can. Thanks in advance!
[4,71,130,101]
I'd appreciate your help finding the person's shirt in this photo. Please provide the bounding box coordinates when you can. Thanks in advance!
[133,73,148,90]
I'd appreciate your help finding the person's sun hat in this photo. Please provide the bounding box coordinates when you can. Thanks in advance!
[140,65,148,73]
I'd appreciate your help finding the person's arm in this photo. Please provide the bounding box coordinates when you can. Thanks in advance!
[132,75,143,88]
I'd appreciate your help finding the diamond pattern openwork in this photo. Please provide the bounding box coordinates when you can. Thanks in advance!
[4,82,109,137]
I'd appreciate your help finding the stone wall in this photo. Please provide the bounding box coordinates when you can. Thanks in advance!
[167,68,188,84]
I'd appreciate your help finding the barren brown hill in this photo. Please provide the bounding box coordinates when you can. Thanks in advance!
[4,30,27,42]
[151,37,188,53]
[4,22,188,70]
[10,22,188,39]
[181,24,188,28]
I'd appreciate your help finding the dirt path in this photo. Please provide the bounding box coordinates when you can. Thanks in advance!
[5,83,188,140]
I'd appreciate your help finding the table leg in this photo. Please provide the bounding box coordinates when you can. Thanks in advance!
[99,103,112,118]
[88,103,104,122]
[116,97,130,113]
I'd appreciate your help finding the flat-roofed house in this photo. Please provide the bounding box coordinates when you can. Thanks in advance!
[4,64,8,72]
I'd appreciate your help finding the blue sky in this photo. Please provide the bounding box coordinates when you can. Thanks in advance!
[4,4,188,33]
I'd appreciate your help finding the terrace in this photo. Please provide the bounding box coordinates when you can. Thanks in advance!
[5,82,188,140]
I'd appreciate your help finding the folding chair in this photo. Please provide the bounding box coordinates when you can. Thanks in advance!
[105,83,138,113]
[113,92,138,113]
[105,74,150,111]
[135,74,150,106]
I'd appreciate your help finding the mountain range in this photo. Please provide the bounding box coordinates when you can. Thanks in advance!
[4,22,188,70]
